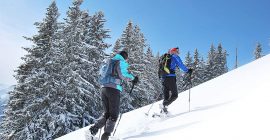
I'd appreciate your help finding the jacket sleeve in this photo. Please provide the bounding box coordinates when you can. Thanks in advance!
[174,55,189,73]
[116,60,134,82]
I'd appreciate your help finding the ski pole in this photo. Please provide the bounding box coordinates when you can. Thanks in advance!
[113,82,135,136]
[98,129,102,140]
[112,113,122,136]
[129,82,135,94]
[188,85,191,112]
[145,92,162,116]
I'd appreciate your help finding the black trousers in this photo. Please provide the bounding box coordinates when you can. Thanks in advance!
[162,76,178,106]
[94,87,120,133]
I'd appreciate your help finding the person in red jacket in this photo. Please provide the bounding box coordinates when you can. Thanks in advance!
[160,47,192,114]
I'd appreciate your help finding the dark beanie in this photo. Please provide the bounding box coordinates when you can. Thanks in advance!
[119,51,128,60]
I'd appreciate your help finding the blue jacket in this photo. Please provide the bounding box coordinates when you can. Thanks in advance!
[166,54,189,77]
[102,54,135,92]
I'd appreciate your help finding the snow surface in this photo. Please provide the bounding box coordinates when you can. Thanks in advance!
[57,54,270,140]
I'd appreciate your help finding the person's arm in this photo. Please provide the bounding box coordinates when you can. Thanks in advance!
[116,60,134,81]
[174,55,189,73]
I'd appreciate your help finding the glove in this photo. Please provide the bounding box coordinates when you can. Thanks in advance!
[187,68,193,75]
[132,76,139,85]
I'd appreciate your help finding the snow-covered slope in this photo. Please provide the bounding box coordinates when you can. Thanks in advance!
[57,54,270,140]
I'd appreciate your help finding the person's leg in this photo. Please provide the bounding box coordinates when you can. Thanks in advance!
[165,77,178,106]
[103,88,120,138]
[162,77,171,106]
[90,88,109,135]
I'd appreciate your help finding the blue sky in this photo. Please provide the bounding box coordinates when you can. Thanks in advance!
[0,0,270,85]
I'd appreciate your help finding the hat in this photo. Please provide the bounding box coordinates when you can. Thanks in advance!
[119,51,128,60]
[170,47,179,54]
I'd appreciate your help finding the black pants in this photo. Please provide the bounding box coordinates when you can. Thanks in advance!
[94,87,120,133]
[162,76,178,106]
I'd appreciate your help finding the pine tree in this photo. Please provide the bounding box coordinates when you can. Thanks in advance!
[223,50,229,73]
[88,11,111,51]
[144,47,161,103]
[199,57,207,83]
[215,43,228,77]
[0,1,62,139]
[254,42,262,59]
[56,0,109,137]
[112,39,122,55]
[117,21,136,112]
[118,22,154,111]
[127,24,150,108]
[86,10,111,91]
[181,51,193,91]
[192,49,205,87]
[85,10,111,122]
[79,9,106,122]
[205,44,216,81]
[120,21,135,54]
[215,43,224,77]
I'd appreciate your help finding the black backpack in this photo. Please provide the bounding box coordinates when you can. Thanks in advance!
[158,53,173,78]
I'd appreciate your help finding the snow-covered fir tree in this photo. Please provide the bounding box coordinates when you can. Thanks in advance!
[88,11,111,50]
[1,0,111,139]
[205,44,216,81]
[125,24,150,108]
[223,50,229,73]
[84,10,111,93]
[116,21,135,112]
[199,57,207,83]
[117,21,156,112]
[180,51,193,92]
[111,39,122,56]
[56,0,110,137]
[254,42,262,59]
[191,49,205,87]
[144,47,161,103]
[215,43,228,77]
[120,21,134,54]
[0,1,64,139]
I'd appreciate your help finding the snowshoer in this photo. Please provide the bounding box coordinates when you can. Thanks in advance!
[89,51,138,140]
[159,47,192,114]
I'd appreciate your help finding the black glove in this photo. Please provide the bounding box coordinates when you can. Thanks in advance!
[132,76,139,85]
[187,68,193,75]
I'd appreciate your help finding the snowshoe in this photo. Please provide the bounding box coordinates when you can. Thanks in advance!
[101,132,111,140]
[85,130,99,140]
[89,125,99,135]
[159,104,169,114]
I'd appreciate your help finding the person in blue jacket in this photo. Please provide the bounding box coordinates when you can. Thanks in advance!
[89,51,138,140]
[160,47,192,114]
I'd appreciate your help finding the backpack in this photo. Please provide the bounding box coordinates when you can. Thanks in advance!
[158,53,172,78]
[99,59,121,85]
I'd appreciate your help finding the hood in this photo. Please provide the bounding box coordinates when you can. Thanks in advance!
[113,54,125,61]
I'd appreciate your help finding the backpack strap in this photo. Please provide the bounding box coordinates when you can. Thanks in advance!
[111,60,120,77]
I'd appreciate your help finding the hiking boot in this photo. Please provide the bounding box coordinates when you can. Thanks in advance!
[101,132,111,140]
[159,104,168,114]
[89,125,99,136]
